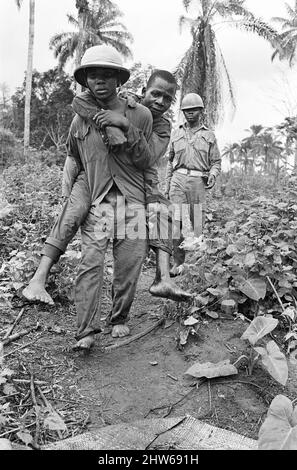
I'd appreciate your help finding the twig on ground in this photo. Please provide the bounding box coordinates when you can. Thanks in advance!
[4,336,41,357]
[104,318,165,352]
[266,276,285,312]
[12,378,47,385]
[145,416,187,450]
[3,308,26,340]
[208,380,212,412]
[144,379,207,418]
[3,324,39,346]
[0,422,36,438]
[30,373,41,449]
[36,385,63,439]
[167,374,178,381]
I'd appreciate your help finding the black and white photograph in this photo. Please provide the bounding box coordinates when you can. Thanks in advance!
[0,0,297,455]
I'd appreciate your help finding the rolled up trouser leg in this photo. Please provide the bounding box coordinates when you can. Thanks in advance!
[146,193,173,255]
[74,206,110,341]
[108,201,147,326]
[42,172,91,262]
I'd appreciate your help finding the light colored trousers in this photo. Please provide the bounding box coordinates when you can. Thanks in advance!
[169,172,206,266]
[75,186,147,340]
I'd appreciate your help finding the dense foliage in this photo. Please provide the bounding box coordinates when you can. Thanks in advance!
[11,68,75,150]
[173,173,297,356]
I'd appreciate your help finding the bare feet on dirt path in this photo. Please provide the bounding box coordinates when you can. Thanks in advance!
[73,334,95,351]
[22,281,54,305]
[111,324,130,338]
[149,280,193,302]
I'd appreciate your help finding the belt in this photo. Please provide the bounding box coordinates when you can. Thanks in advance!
[175,168,205,176]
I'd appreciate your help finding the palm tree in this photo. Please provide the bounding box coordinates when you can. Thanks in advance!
[222,142,237,168]
[271,2,297,171]
[176,0,278,127]
[272,1,297,65]
[49,0,133,79]
[252,131,283,174]
[15,0,35,158]
[277,117,297,172]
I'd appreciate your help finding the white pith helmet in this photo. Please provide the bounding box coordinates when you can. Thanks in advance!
[74,45,130,87]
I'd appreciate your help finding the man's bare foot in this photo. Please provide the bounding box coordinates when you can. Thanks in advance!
[149,280,193,302]
[111,324,130,338]
[73,334,95,351]
[22,280,54,305]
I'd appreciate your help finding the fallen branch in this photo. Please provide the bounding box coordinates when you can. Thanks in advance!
[144,379,207,418]
[30,373,41,450]
[145,416,187,450]
[3,308,26,340]
[36,385,63,439]
[0,422,36,438]
[4,336,41,358]
[104,317,165,352]
[207,380,212,412]
[3,324,39,346]
[266,276,285,312]
[12,378,47,385]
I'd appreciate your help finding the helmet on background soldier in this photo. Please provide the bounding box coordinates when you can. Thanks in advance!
[180,93,204,110]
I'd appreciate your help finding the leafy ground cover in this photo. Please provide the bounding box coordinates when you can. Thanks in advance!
[1,160,297,449]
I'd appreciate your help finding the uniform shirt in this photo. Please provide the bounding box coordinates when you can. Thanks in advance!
[66,97,152,206]
[165,123,221,189]
[64,91,171,198]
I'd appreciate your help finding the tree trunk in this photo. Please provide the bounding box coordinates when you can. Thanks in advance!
[75,16,84,94]
[75,1,88,94]
[23,0,35,158]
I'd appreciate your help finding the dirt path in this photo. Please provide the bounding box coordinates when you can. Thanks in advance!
[43,266,285,441]
[3,262,297,446]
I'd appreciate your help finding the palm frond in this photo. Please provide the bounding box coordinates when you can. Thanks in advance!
[285,1,297,20]
[232,18,278,44]
[67,14,79,28]
[179,15,199,33]
[215,39,236,120]
[215,0,254,20]
[49,0,133,69]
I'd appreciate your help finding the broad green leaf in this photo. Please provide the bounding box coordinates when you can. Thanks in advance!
[184,359,238,379]
[241,316,278,345]
[254,340,288,386]
[238,277,266,301]
[258,395,297,450]
[44,410,67,431]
